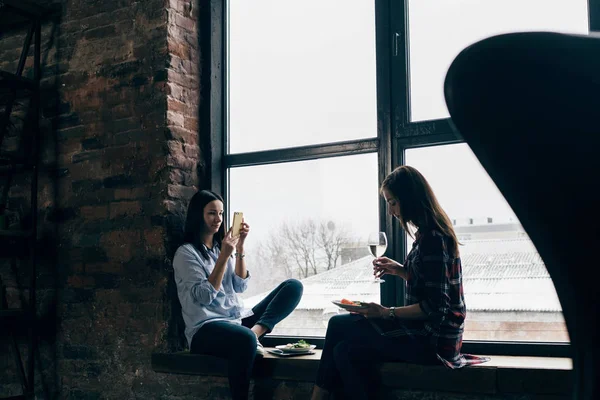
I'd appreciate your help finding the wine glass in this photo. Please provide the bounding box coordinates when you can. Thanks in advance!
[368,232,387,283]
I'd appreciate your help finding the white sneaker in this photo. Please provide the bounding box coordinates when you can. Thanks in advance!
[256,342,265,357]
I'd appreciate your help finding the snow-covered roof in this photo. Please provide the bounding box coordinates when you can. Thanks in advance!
[244,238,562,313]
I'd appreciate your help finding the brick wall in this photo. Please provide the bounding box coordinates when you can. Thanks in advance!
[0,0,208,398]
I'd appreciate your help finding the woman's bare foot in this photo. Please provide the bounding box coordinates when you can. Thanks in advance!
[311,385,330,400]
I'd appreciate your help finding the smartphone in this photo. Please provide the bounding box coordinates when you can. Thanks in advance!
[231,212,244,237]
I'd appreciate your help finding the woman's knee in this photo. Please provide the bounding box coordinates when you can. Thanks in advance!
[231,328,257,357]
[328,313,357,330]
[323,314,354,341]
[283,278,303,296]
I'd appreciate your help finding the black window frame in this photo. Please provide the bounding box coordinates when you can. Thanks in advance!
[205,0,597,357]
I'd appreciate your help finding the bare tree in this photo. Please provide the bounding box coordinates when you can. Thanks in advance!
[318,220,349,270]
[247,218,353,285]
[280,220,319,278]
[257,219,351,279]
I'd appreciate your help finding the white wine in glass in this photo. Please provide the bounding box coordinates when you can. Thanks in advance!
[368,232,387,283]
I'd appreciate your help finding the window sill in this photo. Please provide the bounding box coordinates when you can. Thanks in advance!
[151,349,572,396]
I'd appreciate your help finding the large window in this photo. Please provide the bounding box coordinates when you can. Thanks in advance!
[227,0,382,338]
[228,0,378,153]
[223,0,590,351]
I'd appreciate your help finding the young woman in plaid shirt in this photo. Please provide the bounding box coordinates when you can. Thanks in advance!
[311,165,488,400]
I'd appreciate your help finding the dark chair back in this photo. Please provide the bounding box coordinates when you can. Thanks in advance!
[444,31,600,400]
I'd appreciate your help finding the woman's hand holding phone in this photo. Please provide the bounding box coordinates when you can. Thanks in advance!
[221,227,239,258]
[236,220,250,251]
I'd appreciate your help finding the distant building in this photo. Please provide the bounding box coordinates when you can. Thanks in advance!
[453,217,527,241]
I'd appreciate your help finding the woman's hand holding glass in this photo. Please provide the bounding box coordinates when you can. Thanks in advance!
[373,257,407,280]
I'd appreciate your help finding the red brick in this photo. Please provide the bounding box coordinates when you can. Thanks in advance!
[166,125,198,145]
[102,229,141,245]
[168,0,186,14]
[80,205,109,220]
[103,245,133,263]
[167,98,186,114]
[86,262,123,274]
[144,227,165,255]
[167,39,191,60]
[183,117,198,131]
[169,12,196,32]
[183,143,199,158]
[166,152,198,170]
[58,138,83,155]
[167,67,198,89]
[109,201,142,219]
[67,275,95,288]
[166,111,184,128]
[114,187,152,200]
[167,184,197,200]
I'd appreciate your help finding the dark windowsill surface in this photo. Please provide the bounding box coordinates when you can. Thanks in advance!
[152,349,572,396]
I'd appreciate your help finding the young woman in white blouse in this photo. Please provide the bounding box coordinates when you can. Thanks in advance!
[173,190,303,400]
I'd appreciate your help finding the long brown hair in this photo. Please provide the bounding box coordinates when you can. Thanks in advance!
[183,190,226,260]
[381,165,460,256]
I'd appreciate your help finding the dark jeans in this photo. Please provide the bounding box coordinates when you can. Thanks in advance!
[190,279,303,400]
[315,314,438,400]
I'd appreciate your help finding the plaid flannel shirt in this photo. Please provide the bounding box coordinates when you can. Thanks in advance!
[377,229,488,368]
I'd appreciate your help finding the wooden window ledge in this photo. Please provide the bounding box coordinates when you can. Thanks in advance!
[151,349,572,396]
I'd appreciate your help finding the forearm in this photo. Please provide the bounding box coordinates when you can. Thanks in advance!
[234,247,248,279]
[207,255,228,290]
[396,267,408,280]
[388,303,428,320]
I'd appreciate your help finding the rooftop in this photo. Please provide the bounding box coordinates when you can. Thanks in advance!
[244,238,562,313]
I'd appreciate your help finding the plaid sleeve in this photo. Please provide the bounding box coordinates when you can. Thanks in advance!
[418,233,452,326]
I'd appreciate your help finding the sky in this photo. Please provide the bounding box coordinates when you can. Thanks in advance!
[227,0,590,252]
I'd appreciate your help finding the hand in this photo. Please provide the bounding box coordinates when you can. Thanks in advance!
[351,302,388,319]
[221,227,240,258]
[373,257,406,279]
[236,219,250,251]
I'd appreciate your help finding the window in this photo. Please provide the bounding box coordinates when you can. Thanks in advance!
[229,155,379,336]
[222,0,587,351]
[408,0,589,122]
[228,0,377,153]
[406,144,569,342]
[227,0,382,338]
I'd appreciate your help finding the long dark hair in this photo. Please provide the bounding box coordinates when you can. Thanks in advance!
[381,165,460,256]
[183,190,226,260]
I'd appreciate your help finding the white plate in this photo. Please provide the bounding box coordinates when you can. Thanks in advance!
[267,349,316,357]
[331,300,369,311]
[275,344,317,354]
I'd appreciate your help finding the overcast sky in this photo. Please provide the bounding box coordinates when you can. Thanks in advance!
[227,0,589,249]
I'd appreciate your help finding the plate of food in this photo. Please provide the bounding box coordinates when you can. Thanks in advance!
[331,298,369,311]
[275,340,316,354]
